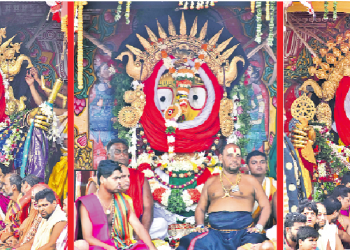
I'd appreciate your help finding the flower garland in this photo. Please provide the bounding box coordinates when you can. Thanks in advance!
[125,1,131,24]
[38,103,60,142]
[324,1,329,20]
[251,1,255,13]
[227,70,252,156]
[114,1,132,24]
[267,1,275,47]
[135,151,220,212]
[0,127,22,166]
[326,140,350,168]
[255,2,262,44]
[76,1,87,90]
[333,2,338,20]
[179,1,216,10]
[0,118,10,132]
[115,1,123,21]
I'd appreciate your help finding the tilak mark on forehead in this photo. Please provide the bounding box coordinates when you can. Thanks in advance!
[227,147,241,156]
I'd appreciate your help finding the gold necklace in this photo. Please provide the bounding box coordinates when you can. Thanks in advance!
[96,190,113,214]
[220,171,241,198]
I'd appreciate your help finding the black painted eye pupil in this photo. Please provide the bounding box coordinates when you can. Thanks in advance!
[160,96,166,102]
[193,95,198,100]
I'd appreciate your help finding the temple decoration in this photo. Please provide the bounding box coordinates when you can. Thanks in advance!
[300,33,350,130]
[112,12,248,218]
[0,34,33,82]
[115,1,132,24]
[284,7,350,202]
[116,12,245,87]
[251,1,275,46]
[74,127,93,170]
[76,1,88,90]
[178,1,216,10]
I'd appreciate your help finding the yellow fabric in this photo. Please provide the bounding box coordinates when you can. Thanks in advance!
[295,150,312,198]
[48,156,68,200]
[252,177,276,219]
[4,194,22,225]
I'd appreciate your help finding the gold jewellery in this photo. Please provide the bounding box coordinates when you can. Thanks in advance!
[96,191,113,215]
[220,171,241,198]
[219,92,234,137]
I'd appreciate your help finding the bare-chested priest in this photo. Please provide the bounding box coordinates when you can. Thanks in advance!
[177,142,271,250]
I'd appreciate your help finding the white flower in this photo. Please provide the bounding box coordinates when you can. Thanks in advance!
[149,179,161,193]
[212,167,222,174]
[161,189,171,206]
[163,57,173,69]
[161,153,169,162]
[167,136,175,143]
[182,190,194,207]
[108,65,116,75]
[165,120,178,128]
[196,184,204,193]
[168,146,174,153]
[142,169,155,178]
[318,163,327,177]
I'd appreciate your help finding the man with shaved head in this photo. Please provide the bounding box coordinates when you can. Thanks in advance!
[177,142,271,250]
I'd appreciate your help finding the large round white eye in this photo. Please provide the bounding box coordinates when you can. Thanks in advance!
[189,87,207,110]
[157,88,174,111]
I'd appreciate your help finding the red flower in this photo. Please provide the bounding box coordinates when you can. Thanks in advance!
[153,187,166,203]
[187,189,201,203]
[138,163,151,172]
[314,145,320,153]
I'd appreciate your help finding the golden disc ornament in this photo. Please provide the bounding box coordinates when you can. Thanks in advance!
[291,94,316,121]
[118,107,140,128]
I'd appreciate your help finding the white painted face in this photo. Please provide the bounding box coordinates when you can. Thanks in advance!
[227,147,241,157]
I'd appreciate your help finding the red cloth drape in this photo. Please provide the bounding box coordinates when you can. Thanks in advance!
[126,168,144,219]
[334,76,350,146]
[140,60,223,153]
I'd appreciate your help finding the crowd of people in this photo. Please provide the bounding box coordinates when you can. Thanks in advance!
[284,173,350,250]
[74,138,278,250]
[0,164,67,249]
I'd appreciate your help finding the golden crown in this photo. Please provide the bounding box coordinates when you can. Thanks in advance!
[116,12,245,87]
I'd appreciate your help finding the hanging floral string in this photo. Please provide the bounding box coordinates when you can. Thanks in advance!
[179,1,215,10]
[115,1,123,21]
[255,1,262,44]
[125,1,131,24]
[114,1,132,24]
[251,1,255,13]
[267,1,275,46]
[76,1,87,90]
[333,1,338,20]
[266,1,270,21]
[324,1,329,20]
